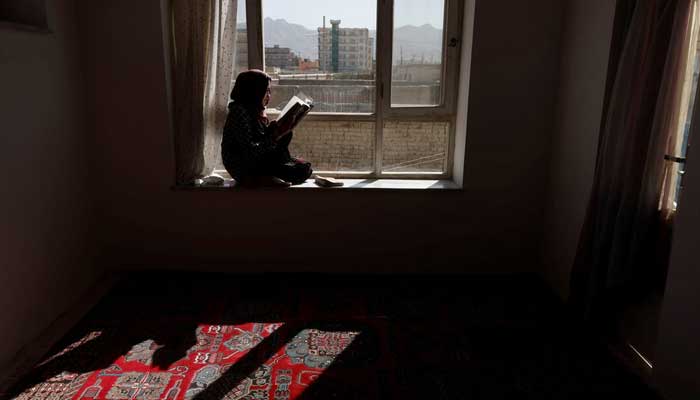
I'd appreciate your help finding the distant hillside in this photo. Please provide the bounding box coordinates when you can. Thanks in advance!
[255,18,443,64]
[262,18,317,59]
[392,24,444,64]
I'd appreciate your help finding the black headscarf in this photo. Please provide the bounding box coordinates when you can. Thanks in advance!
[229,69,271,114]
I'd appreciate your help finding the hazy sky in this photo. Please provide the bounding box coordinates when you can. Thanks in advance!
[238,0,445,30]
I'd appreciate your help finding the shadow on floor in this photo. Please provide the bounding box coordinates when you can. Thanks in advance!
[5,273,662,399]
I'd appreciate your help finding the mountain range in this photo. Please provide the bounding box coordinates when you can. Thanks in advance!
[253,17,443,63]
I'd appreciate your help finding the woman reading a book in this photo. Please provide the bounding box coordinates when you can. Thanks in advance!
[221,69,312,187]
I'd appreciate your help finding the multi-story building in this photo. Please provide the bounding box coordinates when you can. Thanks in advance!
[264,45,298,70]
[318,20,373,73]
[235,28,248,69]
[298,58,320,72]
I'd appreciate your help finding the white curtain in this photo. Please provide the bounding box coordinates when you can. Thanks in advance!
[570,0,696,320]
[171,0,238,185]
[660,0,700,213]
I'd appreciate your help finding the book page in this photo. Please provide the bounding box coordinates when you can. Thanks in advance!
[277,96,302,122]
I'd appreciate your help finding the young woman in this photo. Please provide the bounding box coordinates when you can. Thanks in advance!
[221,69,312,187]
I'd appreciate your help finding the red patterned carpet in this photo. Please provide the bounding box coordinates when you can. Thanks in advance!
[16,323,362,400]
[5,274,662,399]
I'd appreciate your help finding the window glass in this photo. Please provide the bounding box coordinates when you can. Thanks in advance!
[382,121,448,173]
[666,0,700,209]
[262,1,377,113]
[391,0,445,107]
[234,1,248,74]
[218,1,464,177]
[290,121,375,172]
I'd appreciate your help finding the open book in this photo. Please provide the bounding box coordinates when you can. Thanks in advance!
[275,94,313,129]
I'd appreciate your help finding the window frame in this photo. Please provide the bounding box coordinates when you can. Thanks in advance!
[661,0,700,211]
[243,0,464,180]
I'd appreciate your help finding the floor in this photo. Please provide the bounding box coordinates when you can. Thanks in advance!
[5,273,661,399]
[618,291,664,369]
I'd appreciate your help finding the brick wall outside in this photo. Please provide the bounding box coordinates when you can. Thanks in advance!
[382,121,448,173]
[289,120,449,173]
[215,119,448,174]
[267,81,448,173]
[289,120,375,172]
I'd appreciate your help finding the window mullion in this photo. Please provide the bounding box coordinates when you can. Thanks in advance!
[246,0,264,70]
[375,0,394,176]
[443,0,464,113]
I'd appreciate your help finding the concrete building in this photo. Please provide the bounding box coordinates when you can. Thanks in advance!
[264,45,298,70]
[298,58,320,72]
[318,19,373,73]
[235,28,248,70]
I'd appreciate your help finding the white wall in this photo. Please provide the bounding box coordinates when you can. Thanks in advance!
[541,0,617,299]
[0,0,97,370]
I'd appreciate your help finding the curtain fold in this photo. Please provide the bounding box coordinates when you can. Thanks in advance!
[171,0,238,185]
[660,1,700,212]
[570,0,695,321]
[203,0,238,175]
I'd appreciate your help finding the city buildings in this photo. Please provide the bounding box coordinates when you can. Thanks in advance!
[318,19,373,73]
[235,28,248,70]
[264,45,298,69]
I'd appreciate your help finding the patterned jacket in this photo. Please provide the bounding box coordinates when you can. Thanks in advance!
[221,102,279,180]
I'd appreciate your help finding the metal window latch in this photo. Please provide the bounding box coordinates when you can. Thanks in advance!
[664,154,688,190]
[448,38,460,48]
[664,154,687,164]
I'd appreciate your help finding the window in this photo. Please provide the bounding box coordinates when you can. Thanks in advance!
[662,0,700,210]
[391,0,446,107]
[236,0,464,178]
[234,1,248,75]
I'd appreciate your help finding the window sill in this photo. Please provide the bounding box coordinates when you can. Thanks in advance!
[174,178,461,191]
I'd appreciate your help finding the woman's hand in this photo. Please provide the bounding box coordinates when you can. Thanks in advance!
[271,116,296,142]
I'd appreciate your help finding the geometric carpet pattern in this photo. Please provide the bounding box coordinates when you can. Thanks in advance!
[5,273,662,399]
[14,323,360,400]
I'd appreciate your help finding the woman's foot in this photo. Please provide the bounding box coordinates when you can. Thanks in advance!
[238,175,291,188]
[262,176,292,187]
